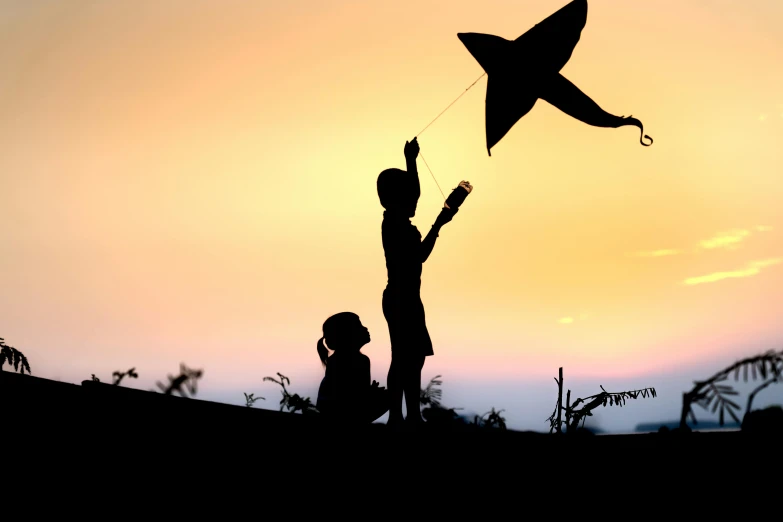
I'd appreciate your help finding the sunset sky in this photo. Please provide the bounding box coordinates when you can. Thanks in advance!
[2,0,781,432]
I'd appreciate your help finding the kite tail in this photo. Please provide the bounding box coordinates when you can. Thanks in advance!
[540,74,654,146]
[623,116,653,147]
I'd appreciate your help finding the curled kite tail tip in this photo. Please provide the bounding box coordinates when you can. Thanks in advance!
[488,147,491,157]
[625,116,652,146]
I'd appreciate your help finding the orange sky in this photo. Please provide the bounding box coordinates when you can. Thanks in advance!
[1,0,781,431]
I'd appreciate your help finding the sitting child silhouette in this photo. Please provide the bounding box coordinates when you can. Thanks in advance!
[377,137,471,429]
[315,312,389,426]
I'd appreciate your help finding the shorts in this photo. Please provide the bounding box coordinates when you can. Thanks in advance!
[382,286,434,358]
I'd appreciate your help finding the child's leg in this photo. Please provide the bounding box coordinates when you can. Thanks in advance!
[387,358,404,425]
[383,290,405,426]
[403,354,426,423]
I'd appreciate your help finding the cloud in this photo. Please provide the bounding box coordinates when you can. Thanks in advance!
[684,267,760,285]
[632,226,768,260]
[748,258,783,269]
[698,229,750,250]
[631,249,680,258]
[684,257,782,286]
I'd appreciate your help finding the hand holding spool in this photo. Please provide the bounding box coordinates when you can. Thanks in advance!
[444,180,473,210]
[435,181,472,228]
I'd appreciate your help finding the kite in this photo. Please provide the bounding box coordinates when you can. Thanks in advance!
[457,0,653,155]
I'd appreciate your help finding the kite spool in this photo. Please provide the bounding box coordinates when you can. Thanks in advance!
[444,181,473,210]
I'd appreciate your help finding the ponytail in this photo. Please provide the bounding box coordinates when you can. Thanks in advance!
[317,337,329,368]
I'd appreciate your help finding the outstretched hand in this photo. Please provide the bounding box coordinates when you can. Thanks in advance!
[404,137,420,162]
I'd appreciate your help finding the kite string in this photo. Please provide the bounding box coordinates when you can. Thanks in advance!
[415,72,487,138]
[417,151,446,201]
[414,72,486,202]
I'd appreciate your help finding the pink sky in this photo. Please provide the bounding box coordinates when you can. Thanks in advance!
[1,0,782,431]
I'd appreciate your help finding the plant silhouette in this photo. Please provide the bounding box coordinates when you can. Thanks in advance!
[420,374,463,424]
[420,374,444,408]
[0,337,31,375]
[243,392,265,408]
[418,375,504,429]
[156,363,203,397]
[476,408,507,429]
[680,349,783,429]
[112,368,138,386]
[90,368,138,385]
[548,367,656,434]
[263,372,319,414]
[746,376,782,414]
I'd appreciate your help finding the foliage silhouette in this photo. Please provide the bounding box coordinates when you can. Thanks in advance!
[243,392,265,408]
[420,374,444,408]
[0,337,31,375]
[548,367,656,434]
[746,377,781,414]
[91,368,138,385]
[263,372,319,414]
[155,363,203,397]
[419,375,505,430]
[476,408,507,429]
[680,349,783,430]
[112,368,138,386]
[419,374,462,424]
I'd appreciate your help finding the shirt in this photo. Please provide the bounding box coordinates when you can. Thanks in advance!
[381,210,423,292]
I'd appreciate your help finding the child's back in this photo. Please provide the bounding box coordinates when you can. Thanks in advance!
[317,350,370,417]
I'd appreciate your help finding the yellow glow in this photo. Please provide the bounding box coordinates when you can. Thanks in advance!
[684,258,782,285]
[749,258,783,269]
[698,229,750,250]
[631,249,680,257]
[684,267,760,285]
[1,0,782,399]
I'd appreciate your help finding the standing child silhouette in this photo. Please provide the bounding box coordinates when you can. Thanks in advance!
[377,137,471,429]
[316,312,389,426]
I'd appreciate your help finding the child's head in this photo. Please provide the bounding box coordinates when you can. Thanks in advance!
[317,312,371,367]
[377,168,420,217]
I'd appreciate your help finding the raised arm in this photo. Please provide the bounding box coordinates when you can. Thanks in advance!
[420,206,458,263]
[404,138,421,197]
